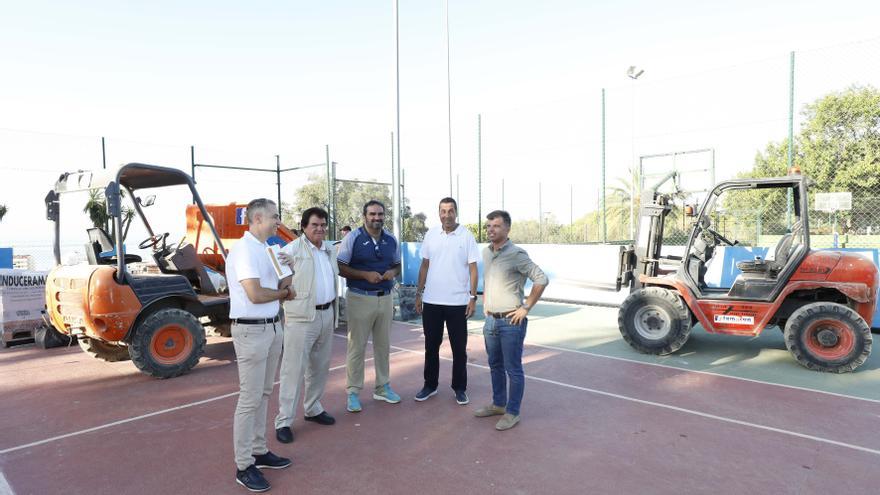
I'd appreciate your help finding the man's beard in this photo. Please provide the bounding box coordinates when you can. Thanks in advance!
[370,219,384,229]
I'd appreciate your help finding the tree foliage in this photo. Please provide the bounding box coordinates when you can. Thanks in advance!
[285,174,428,241]
[734,85,880,231]
[82,189,136,241]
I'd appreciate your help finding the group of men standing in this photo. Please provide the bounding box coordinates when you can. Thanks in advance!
[226,197,547,492]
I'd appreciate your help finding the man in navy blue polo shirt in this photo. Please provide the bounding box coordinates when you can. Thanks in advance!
[337,200,402,412]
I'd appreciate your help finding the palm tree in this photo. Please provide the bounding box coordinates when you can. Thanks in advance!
[83,189,110,233]
[606,171,641,241]
[82,189,136,242]
[0,204,7,222]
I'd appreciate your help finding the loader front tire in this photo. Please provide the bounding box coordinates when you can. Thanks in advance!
[79,337,130,362]
[129,308,205,379]
[618,287,692,355]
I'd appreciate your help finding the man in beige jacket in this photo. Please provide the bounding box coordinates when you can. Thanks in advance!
[274,207,339,444]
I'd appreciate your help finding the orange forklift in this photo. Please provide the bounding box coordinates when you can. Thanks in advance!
[616,170,878,372]
[44,163,295,378]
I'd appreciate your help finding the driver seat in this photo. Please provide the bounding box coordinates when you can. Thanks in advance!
[155,242,218,295]
[86,227,142,265]
[736,221,801,278]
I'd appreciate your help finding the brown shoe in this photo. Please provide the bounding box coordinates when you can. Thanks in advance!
[474,404,506,417]
[495,413,520,431]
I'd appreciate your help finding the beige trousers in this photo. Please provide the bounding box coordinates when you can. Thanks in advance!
[345,292,393,394]
[275,307,334,429]
[232,321,283,471]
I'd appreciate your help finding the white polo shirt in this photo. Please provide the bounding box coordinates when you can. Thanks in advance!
[307,238,336,305]
[421,224,479,306]
[226,231,281,319]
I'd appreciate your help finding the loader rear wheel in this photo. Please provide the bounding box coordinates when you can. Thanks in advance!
[129,308,206,379]
[78,337,130,362]
[618,287,692,355]
[784,302,871,373]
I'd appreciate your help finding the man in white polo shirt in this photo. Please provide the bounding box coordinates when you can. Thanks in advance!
[226,198,295,492]
[414,197,479,405]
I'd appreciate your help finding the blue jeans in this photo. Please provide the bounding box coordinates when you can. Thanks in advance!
[483,315,527,416]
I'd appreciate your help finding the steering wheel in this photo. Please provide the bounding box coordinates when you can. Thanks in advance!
[139,232,169,250]
[706,228,738,246]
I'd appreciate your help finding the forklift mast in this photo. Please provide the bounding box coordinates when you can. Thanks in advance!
[617,171,679,291]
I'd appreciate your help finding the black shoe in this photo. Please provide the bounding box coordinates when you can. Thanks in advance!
[236,465,270,492]
[455,390,469,405]
[414,386,438,402]
[304,411,336,425]
[275,426,294,444]
[254,451,292,470]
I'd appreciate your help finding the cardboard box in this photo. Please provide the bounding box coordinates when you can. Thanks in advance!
[0,269,49,347]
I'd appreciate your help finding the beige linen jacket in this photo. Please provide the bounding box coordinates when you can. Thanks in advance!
[282,237,340,325]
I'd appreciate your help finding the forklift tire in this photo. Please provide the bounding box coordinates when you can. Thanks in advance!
[618,287,692,355]
[78,337,131,362]
[129,308,206,379]
[784,302,871,373]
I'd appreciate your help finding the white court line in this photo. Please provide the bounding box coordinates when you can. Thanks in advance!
[493,333,880,405]
[0,351,406,456]
[0,471,14,495]
[429,319,880,406]
[354,332,880,457]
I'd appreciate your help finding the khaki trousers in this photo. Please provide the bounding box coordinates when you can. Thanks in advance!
[232,321,283,471]
[275,307,334,429]
[345,292,393,394]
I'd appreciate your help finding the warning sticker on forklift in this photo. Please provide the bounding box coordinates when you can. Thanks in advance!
[714,314,755,325]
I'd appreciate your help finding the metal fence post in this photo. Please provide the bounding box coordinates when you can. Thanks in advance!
[275,155,281,216]
[477,113,482,243]
[331,161,337,240]
[601,88,606,243]
[325,144,332,228]
[786,51,795,229]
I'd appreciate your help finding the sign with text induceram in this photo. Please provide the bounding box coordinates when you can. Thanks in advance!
[0,269,49,333]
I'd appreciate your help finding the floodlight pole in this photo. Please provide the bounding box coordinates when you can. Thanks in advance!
[445,0,453,196]
[392,0,402,240]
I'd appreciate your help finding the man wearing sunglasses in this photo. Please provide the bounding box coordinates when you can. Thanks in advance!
[337,200,402,412]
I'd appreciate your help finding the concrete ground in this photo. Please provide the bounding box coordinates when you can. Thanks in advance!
[1,301,879,495]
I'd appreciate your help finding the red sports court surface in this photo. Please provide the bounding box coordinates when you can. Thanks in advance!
[2,316,880,494]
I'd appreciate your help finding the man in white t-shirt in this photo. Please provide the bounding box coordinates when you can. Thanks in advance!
[226,198,295,493]
[414,197,479,405]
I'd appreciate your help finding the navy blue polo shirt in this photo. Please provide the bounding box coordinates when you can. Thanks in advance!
[337,227,401,292]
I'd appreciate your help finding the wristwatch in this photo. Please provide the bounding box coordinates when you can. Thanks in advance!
[521,304,531,311]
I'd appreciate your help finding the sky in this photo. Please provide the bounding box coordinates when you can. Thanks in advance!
[1,0,879,256]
